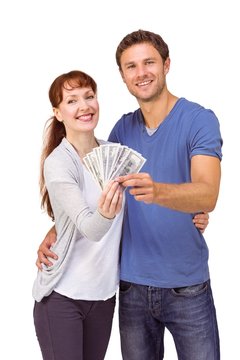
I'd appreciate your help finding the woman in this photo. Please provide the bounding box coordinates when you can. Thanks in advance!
[33,70,124,360]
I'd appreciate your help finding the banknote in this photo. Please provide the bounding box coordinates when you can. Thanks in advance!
[83,144,146,189]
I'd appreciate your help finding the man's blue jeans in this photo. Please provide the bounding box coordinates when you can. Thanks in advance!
[119,280,220,360]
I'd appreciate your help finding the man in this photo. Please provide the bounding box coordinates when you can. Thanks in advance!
[37,30,221,359]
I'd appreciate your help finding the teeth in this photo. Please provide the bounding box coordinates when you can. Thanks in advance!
[137,80,151,87]
[77,114,92,121]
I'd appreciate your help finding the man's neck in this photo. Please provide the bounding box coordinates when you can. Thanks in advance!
[139,91,179,129]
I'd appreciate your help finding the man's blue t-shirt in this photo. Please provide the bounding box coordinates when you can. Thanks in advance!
[108,98,223,288]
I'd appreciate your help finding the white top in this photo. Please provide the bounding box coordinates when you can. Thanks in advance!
[32,138,124,302]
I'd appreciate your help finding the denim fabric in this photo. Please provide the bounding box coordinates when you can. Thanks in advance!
[119,280,220,360]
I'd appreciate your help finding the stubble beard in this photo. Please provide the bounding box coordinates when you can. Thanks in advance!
[129,78,166,103]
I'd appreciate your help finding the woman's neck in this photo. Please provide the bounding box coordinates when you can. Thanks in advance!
[66,133,99,159]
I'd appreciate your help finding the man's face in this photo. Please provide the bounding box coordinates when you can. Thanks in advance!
[119,42,170,103]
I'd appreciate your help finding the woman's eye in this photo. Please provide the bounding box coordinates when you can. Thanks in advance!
[67,99,76,104]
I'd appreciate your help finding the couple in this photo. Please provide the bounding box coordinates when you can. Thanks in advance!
[33,29,222,360]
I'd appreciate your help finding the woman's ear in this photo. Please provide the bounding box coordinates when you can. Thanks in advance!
[53,107,63,122]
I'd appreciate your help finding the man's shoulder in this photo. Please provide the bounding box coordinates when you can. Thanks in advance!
[178,97,204,112]
[117,108,140,123]
[180,97,215,115]
[178,98,218,124]
[108,109,140,143]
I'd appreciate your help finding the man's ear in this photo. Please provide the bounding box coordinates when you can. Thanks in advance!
[53,107,63,122]
[163,57,171,75]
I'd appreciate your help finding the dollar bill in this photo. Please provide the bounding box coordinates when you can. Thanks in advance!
[83,144,146,189]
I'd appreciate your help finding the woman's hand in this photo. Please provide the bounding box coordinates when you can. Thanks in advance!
[192,212,209,233]
[98,180,123,219]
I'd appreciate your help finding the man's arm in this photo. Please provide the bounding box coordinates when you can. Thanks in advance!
[36,226,58,270]
[37,154,217,270]
[116,155,221,213]
[36,213,209,269]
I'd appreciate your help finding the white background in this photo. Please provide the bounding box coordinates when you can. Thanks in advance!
[0,0,239,359]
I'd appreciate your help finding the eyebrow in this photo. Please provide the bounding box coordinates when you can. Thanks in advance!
[123,57,156,66]
[65,94,78,99]
[64,89,94,100]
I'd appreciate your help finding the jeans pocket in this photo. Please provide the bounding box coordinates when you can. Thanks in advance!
[172,281,208,297]
[119,280,132,293]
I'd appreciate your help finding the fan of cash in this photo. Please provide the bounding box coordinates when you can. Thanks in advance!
[83,143,146,189]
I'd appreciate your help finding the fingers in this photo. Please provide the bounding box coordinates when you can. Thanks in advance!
[36,258,43,271]
[36,253,52,271]
[194,223,206,233]
[115,189,123,214]
[40,241,58,258]
[194,212,209,221]
[103,182,122,216]
[35,228,58,270]
[36,247,56,270]
[98,181,123,218]
[111,186,123,214]
[116,173,150,188]
[116,173,154,203]
[193,212,209,233]
[119,174,155,204]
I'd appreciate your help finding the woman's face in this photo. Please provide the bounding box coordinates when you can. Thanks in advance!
[54,84,99,136]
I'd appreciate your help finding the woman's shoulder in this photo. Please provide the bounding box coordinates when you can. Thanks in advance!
[44,138,81,176]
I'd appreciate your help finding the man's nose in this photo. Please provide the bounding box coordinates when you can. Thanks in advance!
[136,64,147,77]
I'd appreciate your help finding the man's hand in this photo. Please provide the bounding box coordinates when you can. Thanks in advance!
[116,173,156,204]
[36,226,57,270]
